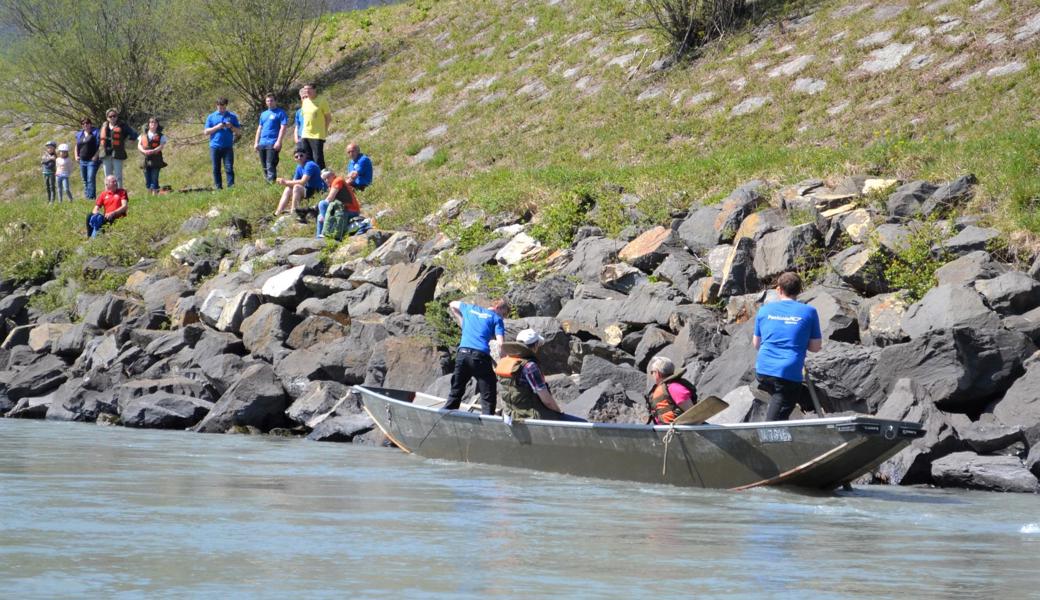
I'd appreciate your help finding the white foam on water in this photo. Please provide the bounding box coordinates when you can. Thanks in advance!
[1019,523,1040,534]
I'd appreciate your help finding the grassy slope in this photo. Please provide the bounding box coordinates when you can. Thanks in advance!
[0,0,1037,295]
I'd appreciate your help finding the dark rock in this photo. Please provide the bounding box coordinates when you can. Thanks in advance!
[715,182,768,243]
[578,354,646,396]
[874,378,969,485]
[301,275,353,298]
[568,380,647,424]
[144,326,204,359]
[463,237,509,267]
[567,338,635,372]
[382,337,450,392]
[388,262,442,315]
[561,236,622,283]
[197,354,248,396]
[940,226,1000,257]
[695,320,756,399]
[921,174,976,217]
[383,313,437,339]
[931,452,1038,493]
[347,264,391,289]
[330,284,391,318]
[934,251,1009,287]
[505,317,571,375]
[599,263,647,294]
[901,285,1001,339]
[634,326,674,371]
[618,283,684,327]
[122,393,213,429]
[873,223,910,254]
[273,346,329,399]
[992,361,1040,445]
[81,294,129,330]
[507,275,576,318]
[805,342,885,413]
[734,209,789,243]
[956,419,1025,454]
[718,237,759,297]
[191,330,245,364]
[0,293,29,321]
[752,224,821,281]
[286,380,353,427]
[618,226,677,273]
[652,251,708,293]
[6,355,67,401]
[286,316,350,350]
[803,288,860,343]
[545,374,580,407]
[142,276,193,316]
[886,181,937,218]
[676,205,723,254]
[240,304,299,360]
[193,363,291,433]
[1003,306,1040,344]
[45,374,119,422]
[1,325,33,350]
[557,298,621,339]
[6,394,53,419]
[215,290,262,334]
[113,377,216,414]
[306,412,375,442]
[877,328,1036,413]
[296,291,352,326]
[974,272,1040,315]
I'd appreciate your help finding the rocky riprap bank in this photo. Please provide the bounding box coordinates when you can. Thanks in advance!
[2,175,1040,493]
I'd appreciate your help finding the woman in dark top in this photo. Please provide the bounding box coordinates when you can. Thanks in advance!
[73,117,101,200]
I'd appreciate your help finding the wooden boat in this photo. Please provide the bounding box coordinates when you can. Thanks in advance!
[356,386,925,491]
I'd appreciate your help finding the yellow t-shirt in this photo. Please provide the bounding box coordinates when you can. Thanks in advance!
[300,97,330,140]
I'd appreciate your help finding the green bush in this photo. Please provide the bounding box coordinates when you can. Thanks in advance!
[424,294,463,348]
[882,220,951,303]
[529,185,596,248]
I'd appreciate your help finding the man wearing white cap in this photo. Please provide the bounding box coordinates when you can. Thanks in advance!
[494,328,572,421]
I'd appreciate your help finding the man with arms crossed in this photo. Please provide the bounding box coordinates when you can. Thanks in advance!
[444,298,509,415]
[753,272,822,421]
[254,93,288,183]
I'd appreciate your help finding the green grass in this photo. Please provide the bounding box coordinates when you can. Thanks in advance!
[0,0,1037,298]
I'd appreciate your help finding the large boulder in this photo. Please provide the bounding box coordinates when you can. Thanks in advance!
[992,361,1040,445]
[382,337,451,391]
[197,353,249,396]
[557,298,621,339]
[506,275,576,318]
[940,226,1000,257]
[388,262,442,315]
[886,181,936,218]
[260,265,308,305]
[676,205,723,253]
[901,285,1001,339]
[714,182,768,242]
[113,377,216,414]
[495,232,543,267]
[567,379,647,424]
[829,245,888,295]
[974,271,1040,316]
[652,251,708,293]
[240,303,299,360]
[53,323,101,359]
[6,394,53,419]
[618,283,684,328]
[81,294,130,330]
[578,354,646,396]
[505,317,571,375]
[272,346,329,399]
[142,277,193,316]
[6,355,67,401]
[121,393,213,429]
[921,174,976,217]
[706,386,760,424]
[857,292,909,347]
[560,236,622,283]
[285,316,350,350]
[805,342,885,413]
[45,374,120,422]
[695,321,756,399]
[934,251,1009,287]
[307,411,375,442]
[286,380,352,427]
[718,237,759,297]
[27,323,73,353]
[367,231,419,265]
[215,290,262,333]
[752,224,821,281]
[876,328,1035,413]
[619,226,676,273]
[931,452,1038,493]
[803,288,860,343]
[193,363,291,433]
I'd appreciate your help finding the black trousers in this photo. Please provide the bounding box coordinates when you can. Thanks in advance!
[757,374,805,421]
[301,138,325,169]
[445,347,497,415]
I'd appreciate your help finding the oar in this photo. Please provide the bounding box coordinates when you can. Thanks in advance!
[803,367,826,418]
[672,395,729,425]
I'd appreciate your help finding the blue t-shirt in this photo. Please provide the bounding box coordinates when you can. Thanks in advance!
[257,108,288,146]
[458,302,505,354]
[294,161,324,190]
[754,299,822,382]
[205,110,241,149]
[294,109,303,138]
[347,154,373,187]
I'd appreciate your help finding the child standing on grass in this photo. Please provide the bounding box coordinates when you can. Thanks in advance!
[41,141,57,203]
[55,143,74,202]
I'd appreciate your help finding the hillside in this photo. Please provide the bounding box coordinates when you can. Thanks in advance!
[0,0,1037,288]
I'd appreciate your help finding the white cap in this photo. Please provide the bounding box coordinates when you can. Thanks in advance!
[516,328,545,346]
[320,168,333,179]
[57,143,69,152]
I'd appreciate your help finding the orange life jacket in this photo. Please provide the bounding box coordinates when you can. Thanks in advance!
[648,371,697,425]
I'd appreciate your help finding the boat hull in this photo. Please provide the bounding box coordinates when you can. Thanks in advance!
[356,386,924,491]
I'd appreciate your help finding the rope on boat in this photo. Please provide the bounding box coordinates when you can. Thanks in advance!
[661,422,678,476]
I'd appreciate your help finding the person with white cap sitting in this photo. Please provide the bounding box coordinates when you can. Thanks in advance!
[494,328,583,422]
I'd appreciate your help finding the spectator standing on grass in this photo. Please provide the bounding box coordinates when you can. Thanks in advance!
[137,116,168,195]
[41,141,57,204]
[298,83,331,169]
[74,117,101,200]
[55,144,74,202]
[204,98,241,190]
[99,109,136,188]
[254,93,288,183]
[292,87,306,153]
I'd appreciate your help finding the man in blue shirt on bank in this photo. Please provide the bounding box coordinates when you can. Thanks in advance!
[345,143,373,191]
[203,98,241,189]
[444,298,509,415]
[753,271,823,421]
[274,149,324,216]
[253,93,289,183]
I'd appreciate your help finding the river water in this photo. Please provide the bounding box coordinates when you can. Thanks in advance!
[1,419,1037,599]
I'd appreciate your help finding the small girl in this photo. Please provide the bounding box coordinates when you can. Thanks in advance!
[55,144,74,202]
[41,141,57,203]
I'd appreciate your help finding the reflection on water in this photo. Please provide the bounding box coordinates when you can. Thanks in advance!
[0,419,1036,599]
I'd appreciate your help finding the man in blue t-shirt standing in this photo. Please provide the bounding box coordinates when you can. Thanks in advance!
[204,98,241,189]
[253,93,289,183]
[445,298,510,415]
[274,149,324,216]
[753,272,823,421]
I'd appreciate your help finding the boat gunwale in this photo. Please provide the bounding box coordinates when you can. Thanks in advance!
[354,385,921,433]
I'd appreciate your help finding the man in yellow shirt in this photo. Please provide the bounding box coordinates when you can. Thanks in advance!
[299,83,332,169]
